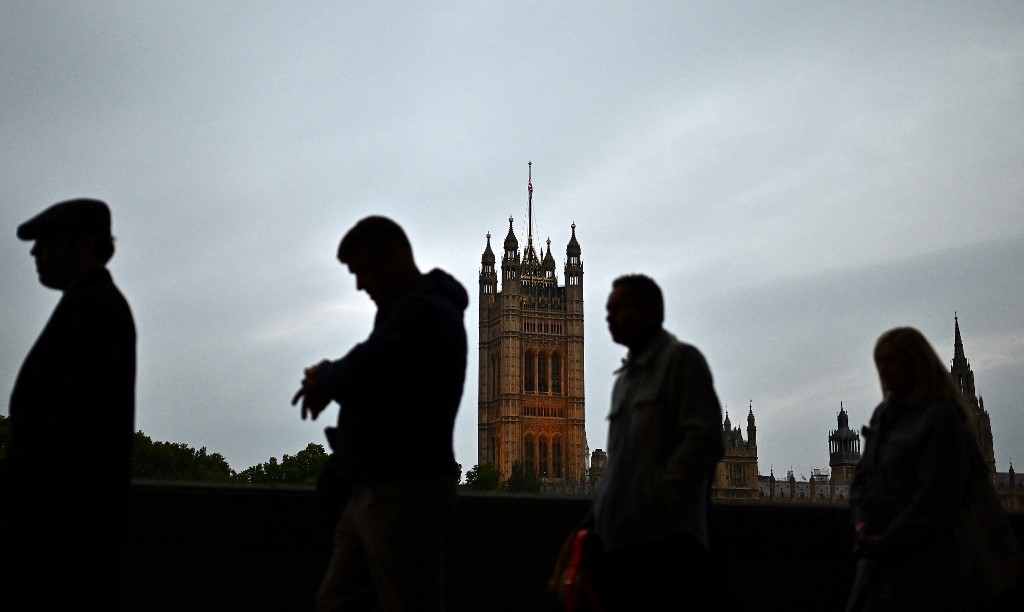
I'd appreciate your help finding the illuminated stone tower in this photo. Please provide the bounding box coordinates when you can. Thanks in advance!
[950,313,997,477]
[477,162,587,488]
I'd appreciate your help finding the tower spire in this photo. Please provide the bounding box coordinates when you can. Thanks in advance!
[948,314,996,475]
[951,313,977,402]
[954,310,966,363]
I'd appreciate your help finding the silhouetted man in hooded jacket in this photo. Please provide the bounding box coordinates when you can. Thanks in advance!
[293,215,468,612]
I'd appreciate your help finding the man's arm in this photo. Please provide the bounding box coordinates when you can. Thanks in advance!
[292,294,442,419]
[665,345,725,482]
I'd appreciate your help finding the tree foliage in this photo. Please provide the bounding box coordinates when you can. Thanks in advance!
[233,443,330,485]
[3,423,400,489]
[131,431,234,482]
[463,462,501,491]
[506,460,541,493]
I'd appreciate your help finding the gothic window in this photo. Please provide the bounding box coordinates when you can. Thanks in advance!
[552,438,563,479]
[490,353,499,399]
[524,350,534,392]
[731,464,743,485]
[551,352,561,394]
[539,437,549,478]
[523,436,535,475]
[538,352,548,393]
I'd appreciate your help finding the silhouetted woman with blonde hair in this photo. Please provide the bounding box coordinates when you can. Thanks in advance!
[846,326,982,611]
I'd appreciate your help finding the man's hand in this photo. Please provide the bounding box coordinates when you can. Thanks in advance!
[292,360,332,420]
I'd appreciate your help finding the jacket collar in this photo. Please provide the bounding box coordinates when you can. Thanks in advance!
[615,328,672,374]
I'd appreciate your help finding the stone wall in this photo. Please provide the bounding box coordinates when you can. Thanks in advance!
[122,481,1023,612]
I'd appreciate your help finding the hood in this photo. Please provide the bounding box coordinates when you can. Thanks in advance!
[418,268,469,312]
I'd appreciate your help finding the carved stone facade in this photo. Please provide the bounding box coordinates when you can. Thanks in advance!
[752,316,1024,511]
[714,402,857,504]
[713,402,761,500]
[477,163,588,488]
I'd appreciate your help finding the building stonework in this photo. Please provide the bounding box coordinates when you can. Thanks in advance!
[473,194,1023,511]
[950,315,1024,512]
[713,403,857,504]
[477,163,588,489]
[738,316,1024,511]
[713,402,761,500]
[828,403,861,488]
[951,314,997,475]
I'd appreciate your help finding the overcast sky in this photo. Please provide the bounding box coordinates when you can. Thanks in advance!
[3,2,1022,480]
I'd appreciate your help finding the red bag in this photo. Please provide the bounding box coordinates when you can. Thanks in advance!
[549,528,605,612]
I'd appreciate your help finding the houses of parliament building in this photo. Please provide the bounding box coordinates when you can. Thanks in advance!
[477,164,1022,510]
[477,162,588,489]
[713,315,1024,512]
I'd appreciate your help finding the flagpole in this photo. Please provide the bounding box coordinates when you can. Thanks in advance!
[527,160,533,245]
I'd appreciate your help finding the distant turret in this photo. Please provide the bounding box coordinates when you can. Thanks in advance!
[828,402,861,487]
[747,401,757,448]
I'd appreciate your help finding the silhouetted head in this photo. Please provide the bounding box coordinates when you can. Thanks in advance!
[874,327,971,421]
[18,198,115,290]
[606,274,664,351]
[337,216,420,306]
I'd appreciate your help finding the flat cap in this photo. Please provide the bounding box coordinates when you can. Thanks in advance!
[17,198,112,241]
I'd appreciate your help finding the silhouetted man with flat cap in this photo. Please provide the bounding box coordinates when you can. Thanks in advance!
[0,198,137,609]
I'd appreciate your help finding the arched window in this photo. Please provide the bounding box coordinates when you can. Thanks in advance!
[538,352,548,393]
[490,353,500,399]
[523,435,535,475]
[538,437,549,478]
[551,352,561,394]
[524,350,534,392]
[552,438,563,479]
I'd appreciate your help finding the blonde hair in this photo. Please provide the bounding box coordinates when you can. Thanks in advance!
[875,326,976,434]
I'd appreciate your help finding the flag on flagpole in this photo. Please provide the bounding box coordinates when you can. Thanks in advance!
[528,181,533,194]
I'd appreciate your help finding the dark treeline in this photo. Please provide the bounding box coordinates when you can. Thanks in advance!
[463,461,541,493]
[0,414,328,485]
[0,414,542,490]
[130,431,332,485]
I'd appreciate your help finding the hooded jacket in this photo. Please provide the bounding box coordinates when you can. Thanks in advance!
[319,268,468,484]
